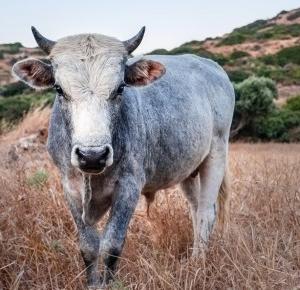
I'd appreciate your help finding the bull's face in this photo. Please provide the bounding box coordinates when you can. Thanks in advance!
[13,27,165,174]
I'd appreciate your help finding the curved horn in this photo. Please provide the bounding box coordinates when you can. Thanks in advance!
[31,26,56,54]
[123,26,145,54]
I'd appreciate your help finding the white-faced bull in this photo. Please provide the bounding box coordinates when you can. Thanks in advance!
[12,26,235,289]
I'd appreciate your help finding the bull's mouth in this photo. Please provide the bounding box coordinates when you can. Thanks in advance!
[79,165,106,175]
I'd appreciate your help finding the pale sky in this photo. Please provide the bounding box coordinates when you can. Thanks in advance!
[0,1,299,53]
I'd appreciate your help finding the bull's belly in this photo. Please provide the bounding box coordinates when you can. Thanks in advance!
[143,137,210,192]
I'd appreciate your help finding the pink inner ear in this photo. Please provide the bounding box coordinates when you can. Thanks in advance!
[148,62,166,81]
[125,60,166,86]
[14,59,54,88]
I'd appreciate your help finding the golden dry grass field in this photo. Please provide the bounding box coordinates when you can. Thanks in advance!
[0,109,300,289]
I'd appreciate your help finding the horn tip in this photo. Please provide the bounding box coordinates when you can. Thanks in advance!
[31,26,40,40]
[31,26,37,34]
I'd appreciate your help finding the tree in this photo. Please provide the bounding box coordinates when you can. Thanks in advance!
[231,76,277,137]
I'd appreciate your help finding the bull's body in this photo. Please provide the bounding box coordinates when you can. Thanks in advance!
[49,53,233,212]
[48,54,234,286]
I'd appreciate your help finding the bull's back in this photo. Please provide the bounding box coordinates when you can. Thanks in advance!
[130,54,234,190]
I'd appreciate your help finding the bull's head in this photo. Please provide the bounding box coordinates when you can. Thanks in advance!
[12,27,165,174]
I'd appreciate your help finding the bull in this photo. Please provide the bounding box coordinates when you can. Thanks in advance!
[12,26,235,289]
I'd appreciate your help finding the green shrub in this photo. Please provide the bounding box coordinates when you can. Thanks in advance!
[254,109,300,141]
[260,46,300,67]
[230,50,250,60]
[234,76,277,116]
[0,91,54,124]
[256,24,300,40]
[211,54,229,66]
[148,48,170,55]
[227,70,251,83]
[284,95,300,111]
[0,42,23,54]
[238,19,268,32]
[169,46,198,55]
[219,32,247,45]
[276,46,300,66]
[260,54,276,65]
[231,77,277,138]
[0,82,32,97]
[181,40,203,46]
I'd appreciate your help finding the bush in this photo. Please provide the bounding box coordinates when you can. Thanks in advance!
[148,48,170,55]
[0,42,23,54]
[227,70,251,83]
[276,46,300,66]
[169,46,198,55]
[231,79,300,141]
[284,95,300,111]
[0,91,54,125]
[181,40,203,46]
[260,54,277,65]
[260,46,300,67]
[211,54,229,66]
[230,51,250,60]
[256,24,300,40]
[231,77,277,137]
[234,76,277,116]
[254,109,300,141]
[0,82,32,97]
[219,32,247,45]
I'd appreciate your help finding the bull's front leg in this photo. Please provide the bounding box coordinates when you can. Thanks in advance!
[62,173,106,289]
[64,192,101,288]
[99,177,140,286]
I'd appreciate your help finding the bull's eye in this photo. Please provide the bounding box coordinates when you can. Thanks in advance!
[54,85,64,97]
[116,83,126,95]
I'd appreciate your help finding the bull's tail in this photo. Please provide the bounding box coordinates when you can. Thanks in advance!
[217,167,230,233]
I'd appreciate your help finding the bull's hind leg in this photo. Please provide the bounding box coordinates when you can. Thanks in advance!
[182,140,228,257]
[180,174,201,255]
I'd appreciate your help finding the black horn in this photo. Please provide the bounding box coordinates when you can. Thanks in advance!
[31,26,56,54]
[123,26,145,54]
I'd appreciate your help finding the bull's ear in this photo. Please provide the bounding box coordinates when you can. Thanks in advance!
[12,58,55,89]
[125,59,166,86]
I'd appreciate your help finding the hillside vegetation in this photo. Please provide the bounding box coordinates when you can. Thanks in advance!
[150,9,300,86]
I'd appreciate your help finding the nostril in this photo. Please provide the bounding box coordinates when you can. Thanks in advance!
[100,147,110,160]
[75,147,85,159]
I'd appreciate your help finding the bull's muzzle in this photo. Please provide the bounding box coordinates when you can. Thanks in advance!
[71,144,113,174]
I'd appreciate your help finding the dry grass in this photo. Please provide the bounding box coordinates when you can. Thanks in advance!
[0,110,300,289]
